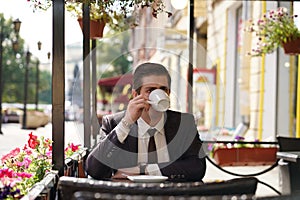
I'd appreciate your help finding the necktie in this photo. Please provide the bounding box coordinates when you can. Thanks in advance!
[147,128,157,163]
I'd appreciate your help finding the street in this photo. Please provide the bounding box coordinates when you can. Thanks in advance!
[0,122,83,156]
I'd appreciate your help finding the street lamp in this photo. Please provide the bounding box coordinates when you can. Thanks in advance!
[37,41,42,50]
[0,17,21,134]
[22,50,31,129]
[13,19,21,33]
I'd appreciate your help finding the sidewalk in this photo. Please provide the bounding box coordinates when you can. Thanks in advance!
[0,122,83,156]
[203,158,281,198]
[0,122,281,198]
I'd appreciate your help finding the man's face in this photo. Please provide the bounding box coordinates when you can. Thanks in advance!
[133,75,170,98]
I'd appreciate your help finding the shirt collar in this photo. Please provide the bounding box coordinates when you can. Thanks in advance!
[138,114,165,137]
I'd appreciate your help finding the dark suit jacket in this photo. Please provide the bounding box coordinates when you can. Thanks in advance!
[85,110,206,181]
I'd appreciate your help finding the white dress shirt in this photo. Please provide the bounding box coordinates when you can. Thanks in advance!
[116,114,170,175]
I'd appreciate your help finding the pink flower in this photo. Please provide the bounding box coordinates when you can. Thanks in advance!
[17,172,33,178]
[0,168,14,178]
[16,157,32,169]
[1,147,20,163]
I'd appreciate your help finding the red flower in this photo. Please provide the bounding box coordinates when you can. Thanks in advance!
[71,143,80,152]
[28,132,40,149]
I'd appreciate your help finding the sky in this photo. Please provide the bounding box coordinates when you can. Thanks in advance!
[0,0,82,63]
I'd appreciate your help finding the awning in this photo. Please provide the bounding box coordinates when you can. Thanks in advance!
[98,73,133,87]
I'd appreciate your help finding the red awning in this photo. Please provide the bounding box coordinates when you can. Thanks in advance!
[98,74,133,87]
[114,95,130,103]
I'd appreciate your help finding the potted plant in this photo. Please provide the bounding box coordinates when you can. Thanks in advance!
[211,136,278,166]
[0,133,82,199]
[65,1,109,39]
[246,7,300,56]
[27,0,171,38]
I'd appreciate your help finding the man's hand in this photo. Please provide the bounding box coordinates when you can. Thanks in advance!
[124,94,150,123]
[112,166,140,179]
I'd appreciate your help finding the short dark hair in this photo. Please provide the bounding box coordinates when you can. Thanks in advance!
[133,62,171,90]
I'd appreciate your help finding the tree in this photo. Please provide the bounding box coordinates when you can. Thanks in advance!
[96,31,132,78]
[0,14,52,104]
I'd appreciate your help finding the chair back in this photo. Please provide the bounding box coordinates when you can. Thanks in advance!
[277,136,300,151]
[57,176,258,199]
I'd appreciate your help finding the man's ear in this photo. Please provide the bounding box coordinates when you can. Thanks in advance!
[132,89,138,98]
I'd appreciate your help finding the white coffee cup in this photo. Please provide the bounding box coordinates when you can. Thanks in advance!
[148,89,170,112]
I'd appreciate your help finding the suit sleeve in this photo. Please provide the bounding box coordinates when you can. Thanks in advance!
[159,113,206,181]
[85,113,134,179]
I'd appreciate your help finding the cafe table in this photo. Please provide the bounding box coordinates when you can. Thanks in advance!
[57,176,257,200]
[276,151,300,195]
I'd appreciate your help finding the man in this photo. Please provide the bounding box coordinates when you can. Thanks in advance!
[85,62,206,181]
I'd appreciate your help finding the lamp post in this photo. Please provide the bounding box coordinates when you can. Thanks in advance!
[0,18,21,134]
[35,59,40,111]
[36,41,42,111]
[22,50,31,129]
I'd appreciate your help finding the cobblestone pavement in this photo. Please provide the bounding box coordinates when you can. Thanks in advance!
[0,122,281,198]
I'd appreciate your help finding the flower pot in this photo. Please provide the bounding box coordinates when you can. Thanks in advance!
[19,110,50,129]
[213,147,278,166]
[77,18,105,39]
[282,37,300,55]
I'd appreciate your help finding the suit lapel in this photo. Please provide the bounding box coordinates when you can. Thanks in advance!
[124,123,138,164]
[164,111,181,161]
[164,111,180,143]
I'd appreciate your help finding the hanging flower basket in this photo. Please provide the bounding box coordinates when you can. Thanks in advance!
[245,7,300,57]
[77,18,106,39]
[213,147,278,166]
[282,37,300,55]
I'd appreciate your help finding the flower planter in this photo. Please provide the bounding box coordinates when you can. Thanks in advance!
[282,37,300,55]
[19,110,50,129]
[77,18,105,39]
[213,147,278,166]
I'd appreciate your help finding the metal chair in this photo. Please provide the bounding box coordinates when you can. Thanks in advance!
[277,136,300,152]
[57,176,258,200]
[72,190,255,200]
[276,136,300,195]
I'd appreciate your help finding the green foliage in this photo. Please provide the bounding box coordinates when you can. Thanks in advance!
[38,70,52,104]
[28,0,171,33]
[97,31,132,78]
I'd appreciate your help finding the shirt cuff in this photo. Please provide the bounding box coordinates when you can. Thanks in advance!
[116,121,130,143]
[146,164,162,176]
